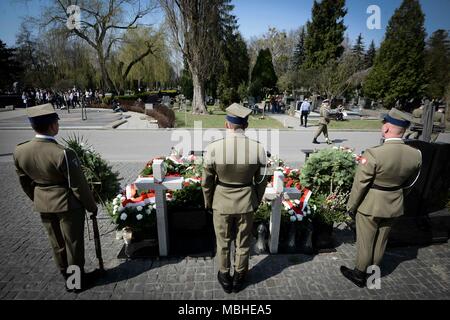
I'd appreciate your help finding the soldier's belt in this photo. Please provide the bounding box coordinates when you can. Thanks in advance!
[371,184,403,192]
[34,182,69,188]
[217,181,253,188]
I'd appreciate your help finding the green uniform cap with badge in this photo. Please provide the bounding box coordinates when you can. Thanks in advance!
[382,108,411,128]
[226,103,252,126]
[27,103,59,126]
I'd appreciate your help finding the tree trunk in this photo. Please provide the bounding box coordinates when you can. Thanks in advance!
[98,48,116,94]
[192,73,207,115]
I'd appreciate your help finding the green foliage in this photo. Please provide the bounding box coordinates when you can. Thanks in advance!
[304,0,347,68]
[168,183,205,211]
[309,192,351,226]
[180,66,194,100]
[237,82,249,102]
[352,34,365,57]
[218,31,250,107]
[300,147,356,225]
[365,40,376,69]
[363,0,426,107]
[63,135,122,203]
[300,148,356,195]
[425,29,450,99]
[0,40,22,90]
[292,28,307,69]
[250,49,278,99]
[254,202,272,225]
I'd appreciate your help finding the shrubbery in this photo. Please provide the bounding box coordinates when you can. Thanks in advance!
[63,135,122,203]
[300,148,357,225]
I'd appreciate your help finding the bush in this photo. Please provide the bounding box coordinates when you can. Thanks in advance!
[300,148,356,196]
[300,147,357,225]
[63,135,122,203]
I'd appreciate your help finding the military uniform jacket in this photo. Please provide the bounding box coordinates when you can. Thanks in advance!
[433,112,445,128]
[202,132,268,215]
[347,139,422,218]
[14,137,97,214]
[319,105,331,125]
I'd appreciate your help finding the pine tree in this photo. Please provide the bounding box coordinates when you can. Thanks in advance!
[352,33,365,56]
[293,28,306,69]
[216,0,250,107]
[425,29,450,99]
[249,49,278,99]
[365,40,376,68]
[363,0,426,107]
[304,0,347,68]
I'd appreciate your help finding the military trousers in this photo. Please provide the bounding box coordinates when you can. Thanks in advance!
[40,208,86,274]
[213,212,254,274]
[314,123,329,140]
[355,212,395,272]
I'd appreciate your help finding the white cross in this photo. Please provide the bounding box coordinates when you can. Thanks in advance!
[133,159,184,256]
[133,163,302,257]
[263,171,302,254]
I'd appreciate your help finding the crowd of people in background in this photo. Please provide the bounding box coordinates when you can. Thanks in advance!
[20,88,105,109]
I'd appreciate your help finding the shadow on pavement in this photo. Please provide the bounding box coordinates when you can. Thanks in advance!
[245,254,314,289]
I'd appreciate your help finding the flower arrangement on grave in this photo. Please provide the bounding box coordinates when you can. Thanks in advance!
[255,164,313,226]
[300,147,359,226]
[107,192,157,236]
[107,148,206,239]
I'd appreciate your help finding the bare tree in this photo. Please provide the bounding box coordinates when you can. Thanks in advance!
[160,0,222,114]
[40,0,158,93]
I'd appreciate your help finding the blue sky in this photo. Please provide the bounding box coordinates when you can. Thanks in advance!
[1,0,449,48]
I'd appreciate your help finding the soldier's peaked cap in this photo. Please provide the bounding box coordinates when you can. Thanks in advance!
[27,103,59,125]
[383,108,411,128]
[226,103,252,125]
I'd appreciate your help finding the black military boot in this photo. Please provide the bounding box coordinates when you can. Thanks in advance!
[232,271,247,293]
[312,139,320,144]
[217,271,233,294]
[340,266,367,288]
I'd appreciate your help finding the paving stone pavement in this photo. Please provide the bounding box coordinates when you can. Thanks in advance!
[0,161,449,300]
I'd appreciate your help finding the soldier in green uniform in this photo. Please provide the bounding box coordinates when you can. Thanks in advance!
[431,105,446,142]
[405,104,424,140]
[312,99,332,144]
[13,104,100,292]
[202,103,268,294]
[340,108,422,288]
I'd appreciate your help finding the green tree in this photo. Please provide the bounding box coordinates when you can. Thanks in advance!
[304,0,347,68]
[352,33,365,57]
[0,40,22,90]
[293,28,307,69]
[425,29,450,99]
[365,40,376,69]
[215,1,250,107]
[217,32,250,107]
[363,0,426,107]
[249,49,278,99]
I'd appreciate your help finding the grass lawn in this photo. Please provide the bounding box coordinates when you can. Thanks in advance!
[308,119,383,130]
[175,107,284,129]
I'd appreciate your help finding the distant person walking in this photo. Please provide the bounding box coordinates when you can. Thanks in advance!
[312,99,332,144]
[300,99,311,128]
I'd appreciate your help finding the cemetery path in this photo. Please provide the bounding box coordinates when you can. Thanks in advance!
[0,161,449,300]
